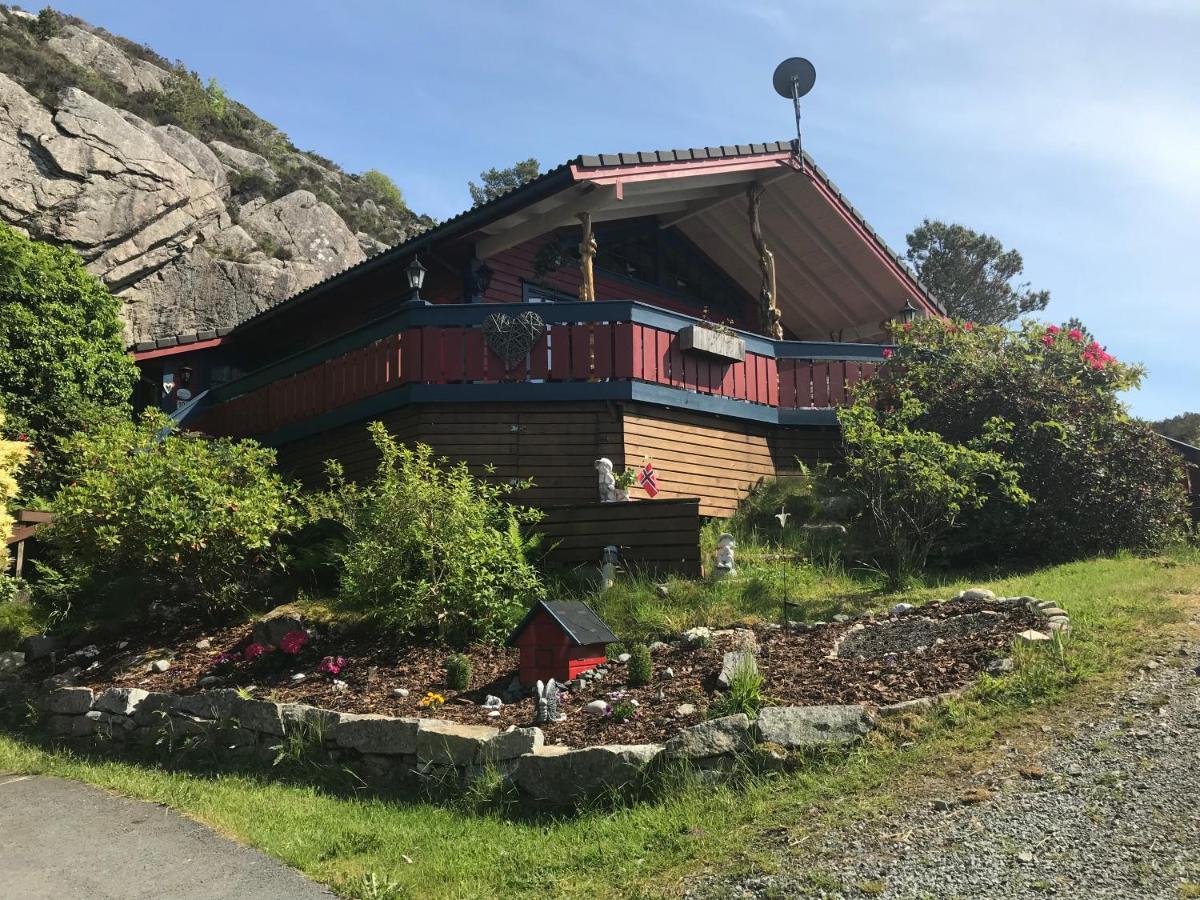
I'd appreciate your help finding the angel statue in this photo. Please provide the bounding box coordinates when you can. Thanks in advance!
[714,532,737,579]
[535,678,565,724]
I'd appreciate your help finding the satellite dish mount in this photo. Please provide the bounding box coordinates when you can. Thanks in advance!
[772,57,816,162]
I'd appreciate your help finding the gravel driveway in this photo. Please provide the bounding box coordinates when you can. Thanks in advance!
[692,645,1200,899]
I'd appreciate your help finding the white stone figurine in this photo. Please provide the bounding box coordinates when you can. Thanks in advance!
[599,544,620,591]
[714,533,737,578]
[535,678,565,724]
[594,457,629,502]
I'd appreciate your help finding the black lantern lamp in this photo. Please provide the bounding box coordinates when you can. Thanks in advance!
[403,256,428,307]
[896,298,920,326]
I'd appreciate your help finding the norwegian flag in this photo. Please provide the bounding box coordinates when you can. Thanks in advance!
[637,462,660,497]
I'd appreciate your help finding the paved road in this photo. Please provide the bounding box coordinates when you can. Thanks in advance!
[0,774,336,899]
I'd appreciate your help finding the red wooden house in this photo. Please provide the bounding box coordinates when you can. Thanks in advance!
[131,141,945,567]
[506,600,619,686]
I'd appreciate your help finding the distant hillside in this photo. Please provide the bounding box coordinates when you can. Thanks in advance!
[0,5,433,343]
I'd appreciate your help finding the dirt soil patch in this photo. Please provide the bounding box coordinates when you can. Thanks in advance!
[24,596,1037,747]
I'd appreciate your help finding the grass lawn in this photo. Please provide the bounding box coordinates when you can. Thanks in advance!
[2,549,1199,899]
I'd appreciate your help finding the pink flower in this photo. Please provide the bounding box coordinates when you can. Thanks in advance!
[279,630,309,655]
[317,655,346,676]
[1067,328,1083,342]
[1046,325,1061,335]
[1041,334,1055,347]
[882,348,894,359]
[243,642,266,661]
[964,322,974,331]
[902,323,913,332]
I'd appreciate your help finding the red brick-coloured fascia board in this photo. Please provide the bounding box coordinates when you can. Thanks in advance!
[569,152,794,188]
[132,337,225,362]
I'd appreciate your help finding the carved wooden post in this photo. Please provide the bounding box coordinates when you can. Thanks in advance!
[748,186,783,339]
[577,211,597,302]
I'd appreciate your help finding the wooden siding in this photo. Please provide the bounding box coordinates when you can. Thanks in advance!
[621,404,841,518]
[533,498,702,576]
[274,402,623,507]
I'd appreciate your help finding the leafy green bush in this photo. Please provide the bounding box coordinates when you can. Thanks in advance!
[0,223,137,498]
[860,319,1190,563]
[445,654,471,691]
[838,395,1027,587]
[626,643,652,687]
[315,424,544,644]
[36,411,300,624]
[0,598,36,651]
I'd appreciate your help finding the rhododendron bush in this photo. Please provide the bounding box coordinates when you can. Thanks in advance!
[843,318,1188,565]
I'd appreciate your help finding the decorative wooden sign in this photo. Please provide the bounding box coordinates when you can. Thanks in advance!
[482,311,544,369]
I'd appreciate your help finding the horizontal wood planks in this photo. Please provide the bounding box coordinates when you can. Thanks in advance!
[621,403,841,517]
[533,499,701,576]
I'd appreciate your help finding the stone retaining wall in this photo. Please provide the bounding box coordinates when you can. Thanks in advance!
[1,681,879,806]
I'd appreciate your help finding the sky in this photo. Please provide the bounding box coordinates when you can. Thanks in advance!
[50,0,1199,419]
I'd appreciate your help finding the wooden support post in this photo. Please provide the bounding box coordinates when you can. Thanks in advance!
[577,211,596,303]
[748,185,784,339]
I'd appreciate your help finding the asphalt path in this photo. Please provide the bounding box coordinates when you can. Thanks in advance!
[0,773,335,899]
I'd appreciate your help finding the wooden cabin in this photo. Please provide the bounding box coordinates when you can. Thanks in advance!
[133,141,942,520]
[506,600,618,686]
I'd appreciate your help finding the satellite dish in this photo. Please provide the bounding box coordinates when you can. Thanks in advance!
[772,57,817,160]
[772,57,816,100]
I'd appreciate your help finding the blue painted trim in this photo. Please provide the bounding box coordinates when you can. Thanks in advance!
[254,378,842,447]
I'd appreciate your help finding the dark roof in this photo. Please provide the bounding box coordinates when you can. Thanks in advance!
[505,600,619,648]
[1162,434,1200,466]
[133,139,940,347]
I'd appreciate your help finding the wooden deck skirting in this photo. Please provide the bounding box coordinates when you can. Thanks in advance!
[190,301,887,444]
[531,498,702,577]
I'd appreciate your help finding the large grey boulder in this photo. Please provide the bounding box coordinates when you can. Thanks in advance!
[230,697,285,736]
[209,141,277,185]
[335,714,420,755]
[664,714,752,759]
[47,25,169,94]
[515,744,662,803]
[754,705,873,749]
[416,720,500,766]
[479,726,544,763]
[717,651,757,687]
[92,687,150,716]
[242,191,365,275]
[19,635,63,662]
[251,608,305,648]
[44,687,94,715]
[131,691,181,726]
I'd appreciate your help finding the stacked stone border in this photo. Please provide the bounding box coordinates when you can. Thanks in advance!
[0,591,1071,808]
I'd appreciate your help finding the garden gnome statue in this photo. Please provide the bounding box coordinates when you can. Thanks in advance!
[535,678,565,724]
[599,544,620,591]
[714,533,737,578]
[594,457,629,502]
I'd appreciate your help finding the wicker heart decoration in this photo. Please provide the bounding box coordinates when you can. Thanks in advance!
[482,311,544,370]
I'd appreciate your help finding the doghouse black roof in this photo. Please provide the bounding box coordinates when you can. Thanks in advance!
[505,600,619,648]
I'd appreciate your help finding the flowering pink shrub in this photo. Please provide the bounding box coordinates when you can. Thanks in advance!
[317,655,346,676]
[278,630,309,655]
[243,642,266,661]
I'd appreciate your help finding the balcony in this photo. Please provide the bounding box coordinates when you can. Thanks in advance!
[191,300,891,445]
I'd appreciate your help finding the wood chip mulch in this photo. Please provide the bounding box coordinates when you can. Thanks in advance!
[26,596,1038,747]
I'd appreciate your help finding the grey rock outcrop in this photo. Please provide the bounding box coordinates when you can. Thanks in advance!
[755,705,874,749]
[47,25,169,95]
[0,71,371,343]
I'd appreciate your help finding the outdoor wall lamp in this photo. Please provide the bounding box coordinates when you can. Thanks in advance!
[404,256,428,307]
[896,299,920,326]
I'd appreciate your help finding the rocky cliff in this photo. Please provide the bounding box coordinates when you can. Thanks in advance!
[0,6,432,344]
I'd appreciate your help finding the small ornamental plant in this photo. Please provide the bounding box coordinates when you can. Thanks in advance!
[626,644,652,687]
[317,656,346,676]
[614,467,638,491]
[243,642,266,662]
[278,630,309,655]
[418,691,445,710]
[610,698,638,723]
[445,653,472,691]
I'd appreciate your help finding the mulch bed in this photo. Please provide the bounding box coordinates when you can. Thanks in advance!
[25,596,1038,747]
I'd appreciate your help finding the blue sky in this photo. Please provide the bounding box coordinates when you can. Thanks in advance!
[52,0,1199,419]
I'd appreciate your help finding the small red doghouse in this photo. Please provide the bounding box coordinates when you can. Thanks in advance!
[506,600,619,686]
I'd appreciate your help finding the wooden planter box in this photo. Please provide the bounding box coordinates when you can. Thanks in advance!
[678,324,746,362]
